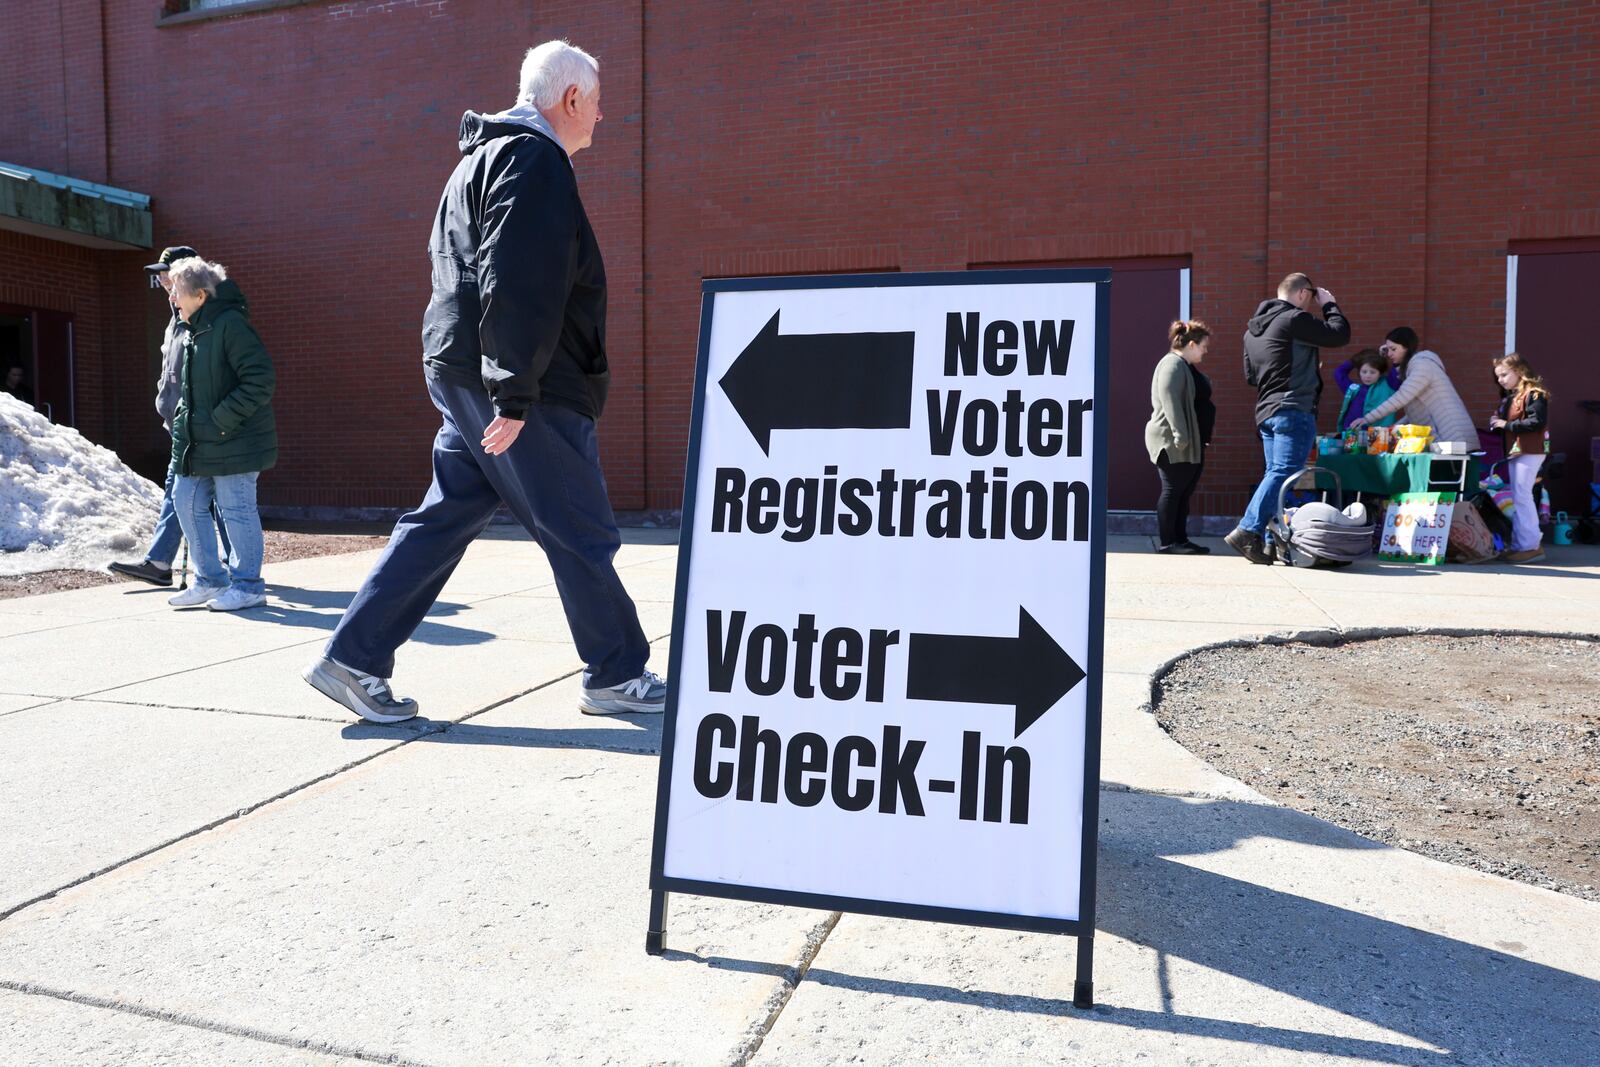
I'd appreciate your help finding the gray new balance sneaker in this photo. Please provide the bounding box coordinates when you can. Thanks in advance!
[579,669,668,715]
[302,657,419,724]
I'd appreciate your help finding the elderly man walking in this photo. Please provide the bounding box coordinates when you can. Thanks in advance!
[305,40,663,723]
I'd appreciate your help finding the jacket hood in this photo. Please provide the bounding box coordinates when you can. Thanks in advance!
[194,279,248,327]
[1247,299,1297,337]
[458,106,566,157]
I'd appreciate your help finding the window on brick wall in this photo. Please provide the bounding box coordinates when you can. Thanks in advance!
[160,0,317,17]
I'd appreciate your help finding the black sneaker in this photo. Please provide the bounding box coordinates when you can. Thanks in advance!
[1178,541,1212,555]
[1224,528,1274,565]
[1155,542,1204,555]
[109,560,174,587]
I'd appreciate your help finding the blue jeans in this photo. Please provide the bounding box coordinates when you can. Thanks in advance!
[147,452,230,566]
[1238,409,1318,535]
[326,372,649,687]
[173,471,264,595]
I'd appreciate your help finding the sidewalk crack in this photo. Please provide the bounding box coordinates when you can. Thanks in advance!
[728,911,842,1066]
[0,979,435,1066]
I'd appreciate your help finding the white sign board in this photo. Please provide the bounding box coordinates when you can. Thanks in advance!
[650,270,1109,950]
[1379,492,1456,565]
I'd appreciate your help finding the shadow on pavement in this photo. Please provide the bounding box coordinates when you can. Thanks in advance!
[339,713,661,756]
[669,788,1599,1064]
[213,586,493,647]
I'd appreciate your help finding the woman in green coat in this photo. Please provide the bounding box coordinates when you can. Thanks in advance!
[165,258,277,611]
[1143,320,1215,554]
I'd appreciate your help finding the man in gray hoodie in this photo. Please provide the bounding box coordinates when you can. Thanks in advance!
[108,245,229,587]
[1225,272,1350,564]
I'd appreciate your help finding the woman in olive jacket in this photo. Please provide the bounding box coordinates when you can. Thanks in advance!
[166,258,277,611]
[1144,320,1215,553]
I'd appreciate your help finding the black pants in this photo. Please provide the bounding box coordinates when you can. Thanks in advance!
[1155,451,1204,547]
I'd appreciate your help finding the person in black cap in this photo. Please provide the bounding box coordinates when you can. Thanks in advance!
[109,245,230,586]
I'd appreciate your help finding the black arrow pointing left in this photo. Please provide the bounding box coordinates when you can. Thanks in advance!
[718,309,915,454]
[905,607,1086,737]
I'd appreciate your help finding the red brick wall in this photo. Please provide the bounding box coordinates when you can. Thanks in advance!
[3,1,1597,516]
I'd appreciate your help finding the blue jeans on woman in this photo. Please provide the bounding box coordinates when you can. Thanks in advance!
[1237,409,1318,535]
[147,453,230,566]
[173,471,264,595]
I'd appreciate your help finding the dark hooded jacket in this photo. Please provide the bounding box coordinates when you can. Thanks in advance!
[421,111,609,421]
[1241,299,1351,425]
[171,279,277,477]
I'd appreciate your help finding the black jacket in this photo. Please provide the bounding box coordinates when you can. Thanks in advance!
[422,112,609,420]
[1242,299,1351,425]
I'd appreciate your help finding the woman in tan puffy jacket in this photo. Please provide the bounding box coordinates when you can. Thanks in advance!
[1351,326,1477,448]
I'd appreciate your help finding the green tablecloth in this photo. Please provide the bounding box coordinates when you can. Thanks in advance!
[1312,452,1480,497]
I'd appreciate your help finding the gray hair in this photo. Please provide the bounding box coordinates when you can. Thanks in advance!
[517,40,599,110]
[168,257,228,298]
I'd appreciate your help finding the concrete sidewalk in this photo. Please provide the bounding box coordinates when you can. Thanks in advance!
[2,535,1597,1065]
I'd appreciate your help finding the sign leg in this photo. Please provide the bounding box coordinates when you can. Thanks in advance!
[646,889,670,955]
[1072,932,1094,1008]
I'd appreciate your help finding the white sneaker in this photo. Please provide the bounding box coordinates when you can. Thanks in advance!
[169,583,224,607]
[207,587,267,612]
[579,669,668,715]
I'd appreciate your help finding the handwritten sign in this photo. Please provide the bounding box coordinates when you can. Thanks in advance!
[1379,492,1456,564]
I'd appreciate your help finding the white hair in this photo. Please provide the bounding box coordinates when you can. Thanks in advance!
[168,257,228,298]
[517,40,600,110]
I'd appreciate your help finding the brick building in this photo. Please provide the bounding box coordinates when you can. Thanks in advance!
[4,0,1597,521]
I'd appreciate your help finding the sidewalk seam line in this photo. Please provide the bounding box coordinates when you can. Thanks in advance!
[0,636,670,926]
[0,979,434,1067]
[729,911,843,1067]
[0,734,420,924]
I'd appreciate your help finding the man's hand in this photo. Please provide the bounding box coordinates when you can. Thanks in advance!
[482,416,525,455]
[1349,416,1370,430]
[1316,287,1336,308]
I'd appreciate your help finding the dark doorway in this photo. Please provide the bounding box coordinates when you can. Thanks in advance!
[0,304,74,425]
[0,311,34,412]
[1510,240,1600,514]
[970,258,1187,511]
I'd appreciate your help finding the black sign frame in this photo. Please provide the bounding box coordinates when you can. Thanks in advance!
[646,269,1111,1008]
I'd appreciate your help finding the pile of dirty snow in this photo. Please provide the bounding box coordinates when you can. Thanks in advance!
[0,394,162,576]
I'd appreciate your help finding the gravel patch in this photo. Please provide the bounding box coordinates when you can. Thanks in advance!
[0,531,388,601]
[1153,634,1600,902]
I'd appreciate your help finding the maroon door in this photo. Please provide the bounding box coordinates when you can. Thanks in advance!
[1512,241,1600,513]
[33,309,75,426]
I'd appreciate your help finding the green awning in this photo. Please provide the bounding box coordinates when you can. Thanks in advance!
[0,161,152,250]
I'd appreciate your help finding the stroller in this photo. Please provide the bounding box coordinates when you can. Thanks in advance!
[1266,466,1375,568]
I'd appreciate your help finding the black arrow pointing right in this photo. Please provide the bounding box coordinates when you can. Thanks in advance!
[718,309,915,454]
[905,607,1086,737]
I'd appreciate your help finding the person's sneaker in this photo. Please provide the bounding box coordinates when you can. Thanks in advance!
[1178,541,1213,555]
[302,657,419,724]
[169,583,225,607]
[1224,527,1274,565]
[579,670,668,715]
[109,560,174,587]
[1502,548,1546,564]
[207,587,267,612]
